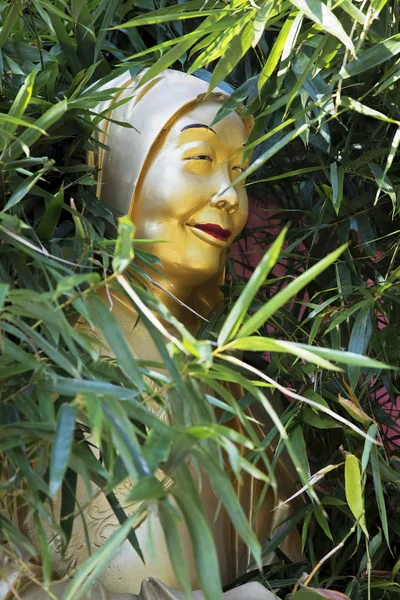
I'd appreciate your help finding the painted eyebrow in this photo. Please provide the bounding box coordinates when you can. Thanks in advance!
[180,123,217,135]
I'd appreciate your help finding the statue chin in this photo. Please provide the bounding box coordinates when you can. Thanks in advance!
[4,69,302,600]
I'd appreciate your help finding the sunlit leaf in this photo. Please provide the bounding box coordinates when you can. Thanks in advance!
[289,0,354,52]
[345,453,368,537]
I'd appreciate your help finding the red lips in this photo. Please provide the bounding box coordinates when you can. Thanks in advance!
[193,223,232,241]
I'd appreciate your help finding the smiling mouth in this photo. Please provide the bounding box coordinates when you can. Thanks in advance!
[192,223,232,241]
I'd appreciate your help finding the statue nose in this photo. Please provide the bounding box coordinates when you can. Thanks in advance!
[209,180,239,215]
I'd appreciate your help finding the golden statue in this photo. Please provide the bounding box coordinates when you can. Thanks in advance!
[1,70,302,600]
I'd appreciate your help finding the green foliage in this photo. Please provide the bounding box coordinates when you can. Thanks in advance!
[0,1,399,599]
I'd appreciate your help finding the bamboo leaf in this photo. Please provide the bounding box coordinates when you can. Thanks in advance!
[49,404,77,498]
[0,283,9,310]
[112,215,135,273]
[86,294,145,392]
[224,336,342,370]
[252,0,274,48]
[375,126,400,205]
[194,449,262,568]
[218,227,286,345]
[340,96,400,125]
[112,1,221,28]
[172,467,222,600]
[0,2,20,48]
[36,184,64,240]
[209,18,255,91]
[330,162,344,215]
[338,396,372,426]
[61,511,140,600]
[238,245,347,338]
[258,12,298,92]
[371,445,390,548]
[344,453,368,537]
[3,163,53,211]
[158,499,192,598]
[339,33,400,79]
[3,70,36,138]
[348,303,373,389]
[7,99,67,161]
[137,36,199,88]
[361,424,377,475]
[288,0,354,52]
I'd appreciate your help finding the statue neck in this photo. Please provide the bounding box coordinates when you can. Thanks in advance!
[146,271,201,333]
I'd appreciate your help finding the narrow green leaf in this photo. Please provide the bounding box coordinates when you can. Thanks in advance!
[137,36,198,88]
[344,453,368,537]
[125,476,165,502]
[259,12,297,92]
[340,96,400,125]
[209,18,254,91]
[16,319,80,377]
[330,162,344,215]
[314,504,333,541]
[33,515,52,584]
[158,499,192,598]
[105,490,144,562]
[324,300,369,334]
[36,183,64,240]
[218,228,286,345]
[375,126,400,205]
[290,425,313,492]
[189,17,246,73]
[338,396,372,426]
[60,468,78,551]
[0,2,20,48]
[358,530,382,574]
[87,294,144,391]
[302,389,340,429]
[289,0,354,52]
[102,398,151,479]
[0,283,9,310]
[276,12,303,89]
[340,0,367,24]
[112,215,135,273]
[238,245,346,338]
[4,164,53,211]
[371,445,390,548]
[369,161,396,207]
[7,99,67,161]
[224,337,340,371]
[348,303,373,389]
[48,12,82,75]
[262,505,309,557]
[252,0,274,48]
[61,512,139,600]
[339,33,400,79]
[172,468,222,600]
[231,118,319,187]
[3,70,36,138]
[50,404,77,498]
[112,1,220,28]
[361,424,377,475]
[194,449,262,568]
[0,515,38,557]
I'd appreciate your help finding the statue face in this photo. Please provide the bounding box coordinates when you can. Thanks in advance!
[131,101,250,284]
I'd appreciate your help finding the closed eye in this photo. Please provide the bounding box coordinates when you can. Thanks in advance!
[185,155,213,161]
